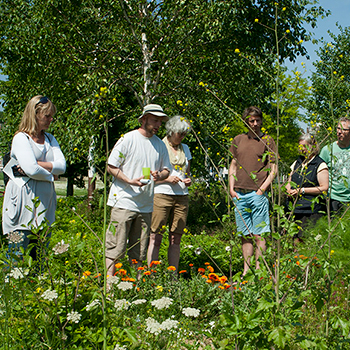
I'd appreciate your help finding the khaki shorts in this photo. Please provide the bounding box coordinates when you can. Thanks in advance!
[106,208,151,261]
[151,193,189,235]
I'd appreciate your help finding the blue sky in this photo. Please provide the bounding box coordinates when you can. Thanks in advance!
[286,0,350,76]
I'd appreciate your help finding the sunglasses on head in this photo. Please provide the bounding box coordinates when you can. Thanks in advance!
[35,96,49,108]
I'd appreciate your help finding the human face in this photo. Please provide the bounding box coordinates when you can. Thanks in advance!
[337,121,350,146]
[247,115,262,135]
[168,132,186,146]
[298,140,312,156]
[142,114,164,137]
[36,110,54,132]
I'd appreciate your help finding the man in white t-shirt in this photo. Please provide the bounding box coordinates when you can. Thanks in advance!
[106,104,171,276]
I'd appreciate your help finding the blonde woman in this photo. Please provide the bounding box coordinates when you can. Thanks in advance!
[2,95,66,260]
[286,133,329,244]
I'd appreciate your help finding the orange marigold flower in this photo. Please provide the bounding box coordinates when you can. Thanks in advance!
[115,263,123,269]
[150,261,161,267]
[206,279,213,284]
[233,286,237,290]
[205,262,210,265]
[144,271,151,276]
[131,259,138,264]
[94,273,102,278]
[207,266,214,273]
[296,261,300,265]
[179,270,187,274]
[118,269,127,275]
[198,268,206,274]
[224,283,231,289]
[167,266,176,271]
[201,275,208,279]
[137,287,140,291]
[218,285,225,289]
[138,266,145,271]
[128,278,136,282]
[83,271,91,277]
[208,273,220,282]
[189,263,194,267]
[151,269,157,273]
[220,276,228,284]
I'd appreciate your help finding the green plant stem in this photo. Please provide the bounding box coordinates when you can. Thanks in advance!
[102,120,108,350]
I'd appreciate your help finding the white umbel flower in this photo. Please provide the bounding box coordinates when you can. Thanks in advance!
[182,307,200,317]
[117,281,133,291]
[41,289,58,301]
[151,297,173,310]
[132,299,147,305]
[9,267,28,279]
[86,299,100,311]
[67,311,82,323]
[114,299,130,311]
[7,231,24,244]
[160,318,179,330]
[52,240,70,255]
[145,317,162,335]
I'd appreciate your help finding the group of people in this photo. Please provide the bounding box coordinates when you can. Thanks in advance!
[2,97,350,279]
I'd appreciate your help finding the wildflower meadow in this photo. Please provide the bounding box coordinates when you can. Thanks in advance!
[1,1,350,349]
[1,185,350,349]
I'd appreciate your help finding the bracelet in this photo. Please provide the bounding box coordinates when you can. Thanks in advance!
[301,187,305,195]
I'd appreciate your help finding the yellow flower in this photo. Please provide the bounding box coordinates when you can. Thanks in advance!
[156,285,163,292]
[286,29,290,34]
[199,82,205,87]
[327,127,332,132]
[299,39,303,44]
[282,7,286,11]
[235,48,240,53]
[333,71,337,75]
[177,100,183,105]
[74,147,78,151]
[183,228,189,234]
[254,18,259,23]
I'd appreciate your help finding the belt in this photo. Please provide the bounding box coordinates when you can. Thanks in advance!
[234,188,255,194]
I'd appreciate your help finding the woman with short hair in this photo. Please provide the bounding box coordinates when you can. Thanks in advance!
[286,133,328,244]
[147,115,192,270]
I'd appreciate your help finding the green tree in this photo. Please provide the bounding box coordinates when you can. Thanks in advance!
[308,26,350,131]
[0,0,328,192]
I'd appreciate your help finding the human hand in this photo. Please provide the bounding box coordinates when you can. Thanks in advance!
[230,189,239,199]
[167,176,182,184]
[288,188,300,197]
[151,170,161,181]
[256,189,265,196]
[183,178,192,187]
[129,177,147,187]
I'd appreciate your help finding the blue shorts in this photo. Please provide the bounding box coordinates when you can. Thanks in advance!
[233,191,270,236]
